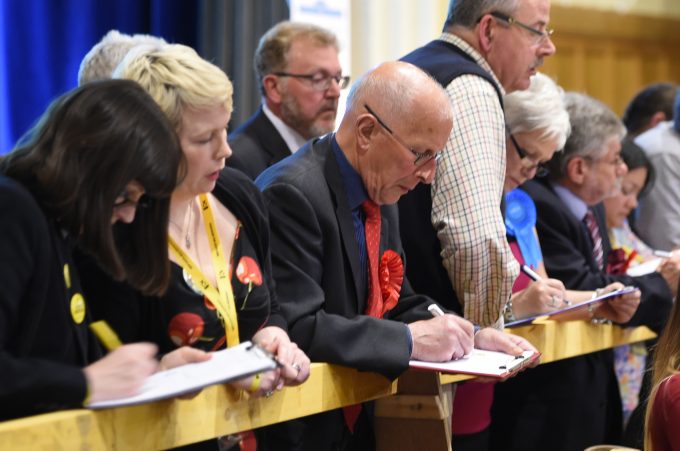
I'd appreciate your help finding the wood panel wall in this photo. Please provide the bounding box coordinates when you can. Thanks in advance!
[542,5,680,115]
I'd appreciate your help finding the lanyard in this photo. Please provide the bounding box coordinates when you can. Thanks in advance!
[168,194,239,347]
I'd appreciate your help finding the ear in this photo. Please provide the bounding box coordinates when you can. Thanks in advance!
[355,114,377,156]
[649,111,667,128]
[477,15,496,52]
[565,156,588,185]
[262,74,283,104]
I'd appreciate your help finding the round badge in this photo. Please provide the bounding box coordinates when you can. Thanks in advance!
[63,264,71,289]
[70,293,86,324]
[182,269,204,296]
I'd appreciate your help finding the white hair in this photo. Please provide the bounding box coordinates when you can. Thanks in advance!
[504,72,571,150]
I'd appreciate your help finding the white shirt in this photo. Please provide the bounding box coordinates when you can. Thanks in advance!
[262,103,307,154]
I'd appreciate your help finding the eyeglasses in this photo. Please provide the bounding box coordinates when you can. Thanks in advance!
[489,11,554,45]
[113,189,150,210]
[583,154,625,168]
[273,71,350,91]
[364,104,442,167]
[509,134,549,177]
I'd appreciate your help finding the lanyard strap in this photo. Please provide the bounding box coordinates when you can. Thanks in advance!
[168,194,239,347]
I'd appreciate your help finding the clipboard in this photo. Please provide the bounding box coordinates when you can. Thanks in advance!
[505,286,639,328]
[88,341,278,409]
[409,349,539,379]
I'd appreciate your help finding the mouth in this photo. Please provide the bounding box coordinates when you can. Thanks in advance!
[207,170,221,181]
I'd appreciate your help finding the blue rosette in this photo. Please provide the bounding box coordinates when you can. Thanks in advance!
[505,189,543,268]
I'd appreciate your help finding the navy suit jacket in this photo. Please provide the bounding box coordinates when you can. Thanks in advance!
[227,107,292,179]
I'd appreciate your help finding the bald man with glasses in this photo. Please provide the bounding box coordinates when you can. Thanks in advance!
[227,21,347,180]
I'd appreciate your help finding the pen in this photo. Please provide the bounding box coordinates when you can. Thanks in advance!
[89,320,123,351]
[653,250,674,258]
[520,264,542,282]
[428,304,445,317]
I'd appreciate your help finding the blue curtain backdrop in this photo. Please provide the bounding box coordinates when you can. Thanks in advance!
[0,0,199,155]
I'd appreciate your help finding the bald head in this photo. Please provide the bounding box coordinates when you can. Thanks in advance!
[338,61,453,205]
[343,61,452,132]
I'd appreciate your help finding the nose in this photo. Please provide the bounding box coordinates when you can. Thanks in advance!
[325,78,342,98]
[218,129,232,160]
[415,160,438,184]
[617,161,629,177]
[538,35,556,57]
[111,206,137,225]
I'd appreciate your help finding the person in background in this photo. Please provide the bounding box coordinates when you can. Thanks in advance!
[634,88,680,252]
[78,29,167,85]
[622,83,677,139]
[227,21,347,179]
[492,91,676,451]
[645,281,680,451]
[453,73,639,451]
[0,79,207,421]
[399,0,557,331]
[256,61,536,451]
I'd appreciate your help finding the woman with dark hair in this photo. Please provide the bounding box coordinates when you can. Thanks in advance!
[0,79,206,421]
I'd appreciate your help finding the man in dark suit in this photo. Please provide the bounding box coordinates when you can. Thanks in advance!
[491,92,679,451]
[256,61,536,451]
[227,21,347,179]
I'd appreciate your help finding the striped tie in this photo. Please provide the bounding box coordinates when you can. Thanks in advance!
[583,210,604,269]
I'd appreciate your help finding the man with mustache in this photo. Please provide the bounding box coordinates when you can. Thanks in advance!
[399,0,556,330]
[227,21,346,179]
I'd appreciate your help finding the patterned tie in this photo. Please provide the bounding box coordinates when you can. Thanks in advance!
[362,199,383,318]
[583,210,604,269]
[343,199,383,433]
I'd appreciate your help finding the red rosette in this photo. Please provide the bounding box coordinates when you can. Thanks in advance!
[379,250,403,316]
[606,248,629,275]
[236,256,263,286]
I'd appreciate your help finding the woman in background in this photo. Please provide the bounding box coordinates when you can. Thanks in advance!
[0,80,205,421]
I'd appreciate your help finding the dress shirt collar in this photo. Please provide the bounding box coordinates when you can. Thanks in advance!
[262,102,308,154]
[438,32,506,96]
[552,182,589,221]
[331,135,368,210]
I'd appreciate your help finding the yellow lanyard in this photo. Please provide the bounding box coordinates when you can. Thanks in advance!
[168,194,239,347]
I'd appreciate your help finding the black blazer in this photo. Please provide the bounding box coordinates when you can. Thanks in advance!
[227,107,292,179]
[0,176,99,421]
[255,135,443,451]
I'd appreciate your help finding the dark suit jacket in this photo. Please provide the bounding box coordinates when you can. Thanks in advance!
[490,178,672,451]
[0,176,99,421]
[227,107,292,179]
[255,135,442,451]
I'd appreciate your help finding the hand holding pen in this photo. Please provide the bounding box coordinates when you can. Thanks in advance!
[516,264,567,315]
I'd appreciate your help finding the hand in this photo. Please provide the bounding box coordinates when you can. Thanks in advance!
[83,343,158,404]
[253,326,310,387]
[474,328,538,365]
[512,278,566,319]
[593,283,641,323]
[408,314,474,361]
[657,255,680,296]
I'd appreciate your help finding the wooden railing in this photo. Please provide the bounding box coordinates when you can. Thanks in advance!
[0,321,655,450]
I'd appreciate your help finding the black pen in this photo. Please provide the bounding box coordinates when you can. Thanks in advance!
[520,264,542,282]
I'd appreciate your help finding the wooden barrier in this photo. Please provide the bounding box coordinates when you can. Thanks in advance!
[0,321,656,450]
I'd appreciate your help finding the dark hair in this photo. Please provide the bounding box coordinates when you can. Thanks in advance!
[674,89,680,133]
[620,138,655,198]
[0,79,183,295]
[622,83,677,136]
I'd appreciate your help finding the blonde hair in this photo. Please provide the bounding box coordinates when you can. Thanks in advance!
[114,43,233,131]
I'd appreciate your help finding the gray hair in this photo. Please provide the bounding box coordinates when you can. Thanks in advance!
[78,30,167,85]
[444,0,520,29]
[548,92,626,179]
[505,73,570,150]
[345,62,452,130]
[254,21,339,95]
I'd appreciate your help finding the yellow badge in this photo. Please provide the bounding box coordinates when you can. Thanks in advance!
[63,264,71,289]
[70,293,86,324]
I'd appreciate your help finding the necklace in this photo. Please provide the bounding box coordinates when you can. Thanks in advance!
[170,197,195,250]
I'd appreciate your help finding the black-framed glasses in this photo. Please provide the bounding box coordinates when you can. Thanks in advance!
[272,71,350,91]
[364,104,442,167]
[489,11,554,45]
[509,134,549,177]
[113,189,150,210]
